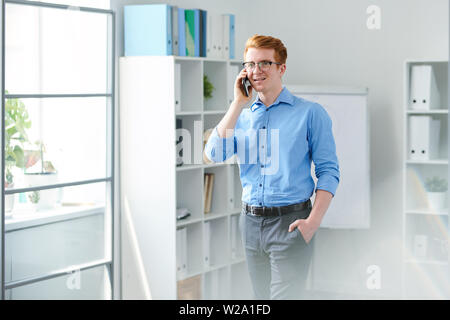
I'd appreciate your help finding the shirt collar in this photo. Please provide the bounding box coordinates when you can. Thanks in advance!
[250,86,295,112]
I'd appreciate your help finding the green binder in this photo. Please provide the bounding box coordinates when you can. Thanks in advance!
[185,10,195,56]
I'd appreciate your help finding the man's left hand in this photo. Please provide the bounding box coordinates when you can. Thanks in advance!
[288,218,319,244]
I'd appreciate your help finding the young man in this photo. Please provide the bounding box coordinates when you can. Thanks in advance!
[204,34,340,300]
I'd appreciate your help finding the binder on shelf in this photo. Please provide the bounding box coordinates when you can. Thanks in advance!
[124,4,173,56]
[228,64,240,104]
[228,14,235,59]
[409,65,441,110]
[185,10,196,56]
[413,234,428,259]
[176,227,188,279]
[204,173,214,213]
[210,270,220,299]
[178,8,186,56]
[207,13,223,58]
[200,10,207,57]
[230,215,238,259]
[204,221,211,268]
[177,275,201,300]
[194,9,201,57]
[206,12,213,57]
[175,63,181,111]
[171,6,179,57]
[408,115,441,161]
[204,173,209,213]
[222,14,230,59]
[176,118,183,166]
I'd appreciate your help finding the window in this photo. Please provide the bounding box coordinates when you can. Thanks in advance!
[2,0,114,299]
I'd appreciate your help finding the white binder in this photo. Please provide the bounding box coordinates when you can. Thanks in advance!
[175,63,181,111]
[176,227,187,279]
[222,14,230,59]
[206,12,213,57]
[230,215,238,260]
[210,270,220,299]
[209,13,223,59]
[409,65,441,110]
[408,115,441,160]
[204,221,211,268]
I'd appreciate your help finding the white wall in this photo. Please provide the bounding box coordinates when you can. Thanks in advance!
[112,0,449,298]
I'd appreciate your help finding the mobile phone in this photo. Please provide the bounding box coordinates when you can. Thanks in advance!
[241,76,251,97]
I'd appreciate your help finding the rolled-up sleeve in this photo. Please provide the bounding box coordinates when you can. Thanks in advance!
[204,127,236,163]
[308,103,340,197]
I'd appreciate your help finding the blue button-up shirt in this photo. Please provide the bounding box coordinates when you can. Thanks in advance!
[204,87,340,207]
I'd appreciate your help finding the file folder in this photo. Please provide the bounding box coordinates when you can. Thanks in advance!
[194,9,201,57]
[175,63,181,112]
[222,14,230,59]
[172,6,179,56]
[204,221,211,268]
[124,4,172,56]
[206,12,213,57]
[228,14,235,59]
[178,8,186,56]
[200,10,207,57]
[409,65,441,110]
[230,215,238,259]
[207,13,223,58]
[176,227,188,279]
[185,10,196,56]
[408,115,441,160]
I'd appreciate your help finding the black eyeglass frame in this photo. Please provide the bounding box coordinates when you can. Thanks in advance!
[242,61,282,70]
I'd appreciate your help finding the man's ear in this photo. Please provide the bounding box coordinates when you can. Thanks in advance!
[279,64,286,77]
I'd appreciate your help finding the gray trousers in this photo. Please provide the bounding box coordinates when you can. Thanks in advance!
[239,201,314,300]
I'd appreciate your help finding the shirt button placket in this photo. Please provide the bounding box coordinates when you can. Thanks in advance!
[260,110,269,206]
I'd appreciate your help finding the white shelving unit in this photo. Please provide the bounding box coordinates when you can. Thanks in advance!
[402,59,449,299]
[119,55,252,299]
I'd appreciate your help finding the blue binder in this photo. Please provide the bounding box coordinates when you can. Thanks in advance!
[194,9,201,57]
[178,8,186,56]
[228,14,235,59]
[200,10,207,57]
[124,4,172,56]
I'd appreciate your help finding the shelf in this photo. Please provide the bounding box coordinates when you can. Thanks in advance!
[405,208,448,216]
[407,109,448,114]
[404,259,448,266]
[204,211,229,221]
[176,216,203,228]
[203,110,227,115]
[176,111,202,116]
[176,163,229,171]
[5,203,105,232]
[406,159,448,165]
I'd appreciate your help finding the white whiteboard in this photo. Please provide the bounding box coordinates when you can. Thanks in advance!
[286,85,370,229]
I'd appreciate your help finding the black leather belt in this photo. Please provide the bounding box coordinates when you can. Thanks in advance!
[242,200,311,217]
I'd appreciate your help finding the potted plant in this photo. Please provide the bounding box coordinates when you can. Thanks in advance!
[203,75,215,100]
[424,176,448,211]
[23,140,59,211]
[4,91,32,216]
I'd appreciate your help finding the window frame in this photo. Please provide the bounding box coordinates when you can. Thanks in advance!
[0,0,115,300]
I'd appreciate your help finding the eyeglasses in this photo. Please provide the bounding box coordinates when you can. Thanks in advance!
[242,61,282,71]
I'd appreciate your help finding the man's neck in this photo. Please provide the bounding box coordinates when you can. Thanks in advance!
[258,86,284,107]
